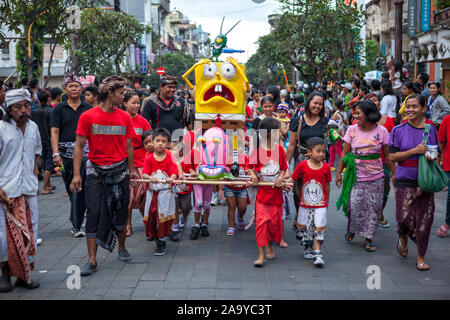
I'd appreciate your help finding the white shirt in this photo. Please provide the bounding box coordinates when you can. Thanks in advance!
[380,95,397,119]
[0,119,42,198]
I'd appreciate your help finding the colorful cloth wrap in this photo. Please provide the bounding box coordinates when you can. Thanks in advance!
[277,103,289,113]
[63,72,82,88]
[336,152,381,217]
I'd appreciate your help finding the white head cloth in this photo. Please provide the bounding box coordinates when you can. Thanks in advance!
[5,88,32,108]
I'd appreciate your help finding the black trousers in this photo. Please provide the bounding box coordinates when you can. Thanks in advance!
[61,156,87,230]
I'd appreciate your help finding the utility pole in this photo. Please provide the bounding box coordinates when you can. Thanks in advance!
[394,0,404,62]
[114,0,120,12]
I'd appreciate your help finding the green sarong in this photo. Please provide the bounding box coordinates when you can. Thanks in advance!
[336,152,381,217]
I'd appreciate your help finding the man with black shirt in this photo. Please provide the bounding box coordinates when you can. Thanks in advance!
[50,73,92,238]
[142,74,192,143]
[32,90,54,194]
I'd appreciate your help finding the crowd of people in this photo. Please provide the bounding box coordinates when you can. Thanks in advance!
[0,63,449,292]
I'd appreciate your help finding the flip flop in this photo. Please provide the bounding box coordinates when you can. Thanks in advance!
[279,240,288,248]
[397,238,408,257]
[364,241,376,252]
[345,231,355,242]
[253,259,264,267]
[437,225,449,238]
[416,262,430,271]
[41,190,55,195]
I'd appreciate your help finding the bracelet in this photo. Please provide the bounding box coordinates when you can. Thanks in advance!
[52,153,60,158]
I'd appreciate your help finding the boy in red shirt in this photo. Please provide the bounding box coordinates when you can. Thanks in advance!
[70,76,139,276]
[286,137,331,267]
[248,117,287,267]
[142,128,178,256]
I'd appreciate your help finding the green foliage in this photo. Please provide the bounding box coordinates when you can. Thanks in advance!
[250,0,366,82]
[0,0,106,80]
[245,50,290,88]
[364,39,381,71]
[65,8,146,77]
[142,52,196,88]
[436,0,450,10]
[16,39,43,80]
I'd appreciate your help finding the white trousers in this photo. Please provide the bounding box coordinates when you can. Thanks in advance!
[0,195,38,263]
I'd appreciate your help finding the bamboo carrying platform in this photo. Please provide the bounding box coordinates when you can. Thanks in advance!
[131,179,287,187]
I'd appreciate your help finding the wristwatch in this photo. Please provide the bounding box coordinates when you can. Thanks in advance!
[52,153,60,158]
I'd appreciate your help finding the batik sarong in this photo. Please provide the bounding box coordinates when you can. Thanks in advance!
[395,187,434,257]
[347,178,384,239]
[0,195,35,282]
[129,167,146,215]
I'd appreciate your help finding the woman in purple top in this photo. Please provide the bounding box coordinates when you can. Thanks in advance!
[389,94,439,271]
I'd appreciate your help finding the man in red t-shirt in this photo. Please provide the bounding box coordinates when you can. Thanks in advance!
[70,76,139,276]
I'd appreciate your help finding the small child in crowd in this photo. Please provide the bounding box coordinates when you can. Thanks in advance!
[170,131,195,241]
[248,117,288,267]
[142,128,178,256]
[286,137,331,267]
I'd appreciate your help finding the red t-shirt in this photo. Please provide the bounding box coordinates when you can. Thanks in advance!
[291,160,332,208]
[186,148,202,171]
[438,115,450,171]
[381,116,394,163]
[131,114,151,168]
[248,144,288,205]
[76,106,134,166]
[142,151,178,189]
[227,153,249,191]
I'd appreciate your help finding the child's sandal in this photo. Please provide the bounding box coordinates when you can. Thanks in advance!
[226,227,236,236]
[437,225,449,238]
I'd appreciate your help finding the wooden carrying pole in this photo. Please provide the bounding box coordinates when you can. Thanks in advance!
[131,179,286,187]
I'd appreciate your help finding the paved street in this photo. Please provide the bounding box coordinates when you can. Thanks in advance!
[1,173,450,300]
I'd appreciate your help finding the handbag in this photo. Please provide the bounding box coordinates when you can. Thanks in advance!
[417,124,447,193]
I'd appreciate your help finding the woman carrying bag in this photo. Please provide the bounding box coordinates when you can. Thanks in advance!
[389,94,441,271]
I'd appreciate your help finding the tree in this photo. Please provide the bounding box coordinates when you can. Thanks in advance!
[142,52,196,88]
[245,50,290,89]
[0,0,101,81]
[65,8,149,77]
[251,0,366,82]
[364,39,380,71]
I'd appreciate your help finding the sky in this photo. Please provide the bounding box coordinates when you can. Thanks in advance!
[170,0,283,63]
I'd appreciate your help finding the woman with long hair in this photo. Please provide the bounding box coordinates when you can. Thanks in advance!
[389,94,439,271]
[427,82,450,129]
[380,80,397,123]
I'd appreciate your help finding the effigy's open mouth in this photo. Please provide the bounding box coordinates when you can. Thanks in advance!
[203,84,235,103]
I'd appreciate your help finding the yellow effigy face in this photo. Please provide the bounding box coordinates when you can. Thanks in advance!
[194,61,246,115]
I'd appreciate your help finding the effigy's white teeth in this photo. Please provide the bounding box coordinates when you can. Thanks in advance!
[219,85,222,92]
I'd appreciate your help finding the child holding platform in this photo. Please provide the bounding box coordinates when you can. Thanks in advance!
[248,117,287,267]
[142,128,178,256]
[286,137,331,267]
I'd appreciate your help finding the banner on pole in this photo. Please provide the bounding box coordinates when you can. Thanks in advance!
[408,0,417,37]
[130,44,136,72]
[421,0,431,32]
